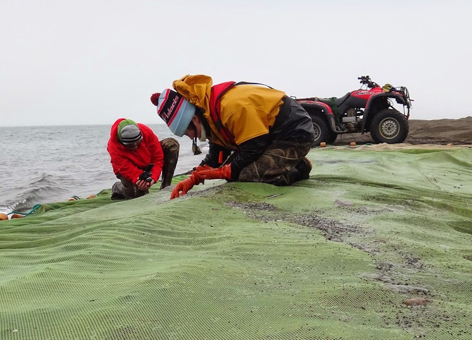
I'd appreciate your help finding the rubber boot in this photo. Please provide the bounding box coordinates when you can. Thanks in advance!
[111,182,126,200]
[295,157,312,180]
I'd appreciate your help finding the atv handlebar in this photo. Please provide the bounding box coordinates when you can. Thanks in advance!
[358,75,379,89]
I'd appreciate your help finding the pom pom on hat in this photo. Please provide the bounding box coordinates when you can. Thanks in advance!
[150,93,160,106]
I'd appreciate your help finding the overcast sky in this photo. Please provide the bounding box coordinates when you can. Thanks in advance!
[1,0,471,127]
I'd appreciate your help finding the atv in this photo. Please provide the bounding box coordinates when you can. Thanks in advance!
[296,76,413,146]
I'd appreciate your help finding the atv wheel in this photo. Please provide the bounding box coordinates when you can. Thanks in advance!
[370,109,409,144]
[311,116,332,146]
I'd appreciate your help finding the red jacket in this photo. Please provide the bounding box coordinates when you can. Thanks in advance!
[107,118,164,183]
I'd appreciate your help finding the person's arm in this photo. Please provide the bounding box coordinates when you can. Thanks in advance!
[199,142,232,168]
[147,138,164,183]
[109,151,142,183]
[139,124,164,184]
[196,134,270,182]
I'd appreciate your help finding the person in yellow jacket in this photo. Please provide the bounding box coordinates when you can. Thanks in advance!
[150,74,314,199]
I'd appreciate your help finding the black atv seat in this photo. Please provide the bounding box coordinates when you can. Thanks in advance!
[316,92,351,107]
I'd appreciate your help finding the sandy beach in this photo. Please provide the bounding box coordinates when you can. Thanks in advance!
[334,116,472,146]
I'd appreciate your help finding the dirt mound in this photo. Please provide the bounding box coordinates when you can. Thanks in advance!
[334,116,472,145]
[407,116,472,144]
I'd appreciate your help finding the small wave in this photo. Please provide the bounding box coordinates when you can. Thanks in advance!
[4,173,70,213]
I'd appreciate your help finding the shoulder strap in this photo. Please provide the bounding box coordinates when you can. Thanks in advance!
[233,81,273,89]
[210,81,237,145]
[209,81,274,145]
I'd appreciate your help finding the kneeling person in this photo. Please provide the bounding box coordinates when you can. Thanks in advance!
[150,74,315,199]
[107,118,179,199]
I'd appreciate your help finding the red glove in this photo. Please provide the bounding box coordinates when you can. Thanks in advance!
[170,172,204,199]
[197,164,232,181]
[194,164,212,172]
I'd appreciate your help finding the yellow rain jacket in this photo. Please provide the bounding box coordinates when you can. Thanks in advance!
[173,74,286,149]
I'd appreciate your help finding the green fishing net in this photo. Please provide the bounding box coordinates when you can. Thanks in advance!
[1,146,471,339]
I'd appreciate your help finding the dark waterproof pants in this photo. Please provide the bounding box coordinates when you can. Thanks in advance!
[111,138,180,200]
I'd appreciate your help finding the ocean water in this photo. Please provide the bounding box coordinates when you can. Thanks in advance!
[0,124,207,214]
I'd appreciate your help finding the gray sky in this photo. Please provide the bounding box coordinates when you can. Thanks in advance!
[1,0,471,127]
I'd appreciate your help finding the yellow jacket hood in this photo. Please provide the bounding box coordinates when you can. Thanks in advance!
[173,74,212,114]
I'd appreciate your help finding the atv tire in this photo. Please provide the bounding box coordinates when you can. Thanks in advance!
[370,109,409,144]
[311,115,333,146]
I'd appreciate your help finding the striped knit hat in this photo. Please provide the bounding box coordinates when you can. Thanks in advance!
[117,119,143,145]
[150,90,196,137]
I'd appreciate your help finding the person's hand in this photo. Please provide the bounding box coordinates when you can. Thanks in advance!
[136,179,155,191]
[170,172,204,199]
[197,164,232,180]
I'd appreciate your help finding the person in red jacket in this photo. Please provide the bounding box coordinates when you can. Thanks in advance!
[107,118,179,199]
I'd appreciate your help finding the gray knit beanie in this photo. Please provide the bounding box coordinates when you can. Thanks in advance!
[117,119,143,145]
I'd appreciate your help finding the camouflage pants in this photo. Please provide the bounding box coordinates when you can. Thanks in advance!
[111,138,180,199]
[238,140,312,186]
[159,138,180,189]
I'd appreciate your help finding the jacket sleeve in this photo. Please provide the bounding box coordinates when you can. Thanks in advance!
[108,149,143,183]
[229,134,271,180]
[199,142,232,168]
[141,125,164,182]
